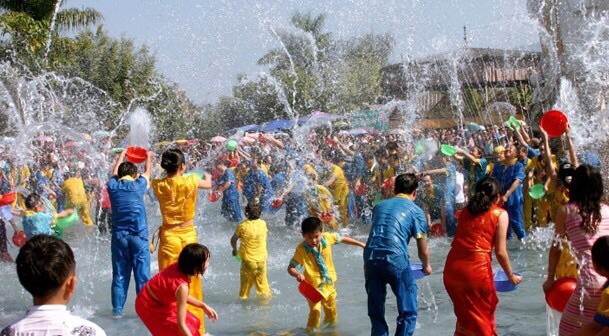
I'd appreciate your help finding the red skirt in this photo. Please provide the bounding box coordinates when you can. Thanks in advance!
[443,249,498,336]
[135,286,201,336]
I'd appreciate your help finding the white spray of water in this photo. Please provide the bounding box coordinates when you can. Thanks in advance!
[128,107,152,148]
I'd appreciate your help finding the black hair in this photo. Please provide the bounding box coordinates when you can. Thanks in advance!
[301,217,323,234]
[394,173,418,195]
[558,162,575,186]
[177,243,210,276]
[593,236,609,273]
[117,161,138,178]
[16,235,75,298]
[215,159,231,168]
[24,193,42,211]
[570,164,603,234]
[160,148,185,174]
[467,177,503,216]
[245,203,261,220]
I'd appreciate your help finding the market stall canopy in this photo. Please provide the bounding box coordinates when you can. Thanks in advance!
[298,111,344,126]
[262,119,294,132]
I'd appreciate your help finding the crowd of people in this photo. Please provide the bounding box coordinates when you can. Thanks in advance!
[1,116,609,335]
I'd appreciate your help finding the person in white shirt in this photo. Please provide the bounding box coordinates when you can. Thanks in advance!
[1,235,106,336]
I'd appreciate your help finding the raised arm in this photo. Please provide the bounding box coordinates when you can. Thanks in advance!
[112,150,127,176]
[142,151,153,180]
[565,124,579,167]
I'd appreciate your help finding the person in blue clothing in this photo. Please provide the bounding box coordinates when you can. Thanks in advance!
[415,174,446,233]
[243,152,273,212]
[107,149,152,318]
[278,160,309,227]
[269,161,288,215]
[422,155,457,236]
[491,145,526,240]
[364,173,432,336]
[454,146,488,197]
[214,159,243,222]
[22,193,73,240]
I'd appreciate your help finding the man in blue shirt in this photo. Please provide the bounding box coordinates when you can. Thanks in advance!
[364,173,432,336]
[107,149,152,318]
[491,145,526,240]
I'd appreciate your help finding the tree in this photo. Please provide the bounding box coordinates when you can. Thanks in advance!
[0,0,102,58]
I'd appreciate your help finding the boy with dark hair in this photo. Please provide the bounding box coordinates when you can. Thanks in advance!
[107,148,152,318]
[0,235,106,335]
[287,217,365,332]
[231,203,271,300]
[22,192,73,240]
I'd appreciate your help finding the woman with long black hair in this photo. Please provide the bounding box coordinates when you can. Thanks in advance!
[443,176,522,335]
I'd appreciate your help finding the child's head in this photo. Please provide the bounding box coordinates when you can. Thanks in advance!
[178,243,211,276]
[24,193,44,212]
[117,161,138,179]
[592,236,609,276]
[301,217,323,248]
[245,203,261,220]
[16,235,76,302]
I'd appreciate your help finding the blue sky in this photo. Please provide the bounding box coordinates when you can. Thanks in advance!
[69,0,539,104]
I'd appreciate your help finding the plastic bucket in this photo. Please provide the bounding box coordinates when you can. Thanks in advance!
[355,183,367,196]
[298,280,324,303]
[508,116,521,130]
[410,262,425,280]
[430,223,445,237]
[540,110,568,138]
[208,192,221,202]
[440,144,456,156]
[271,199,283,209]
[494,269,521,292]
[0,192,16,206]
[125,146,147,163]
[545,277,577,312]
[319,212,333,223]
[529,184,546,200]
[56,211,79,230]
[12,231,26,247]
[226,139,238,151]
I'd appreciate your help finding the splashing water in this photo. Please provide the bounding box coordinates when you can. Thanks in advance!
[128,108,153,148]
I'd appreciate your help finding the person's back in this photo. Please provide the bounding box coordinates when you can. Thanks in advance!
[1,235,106,336]
[365,196,424,260]
[107,169,148,236]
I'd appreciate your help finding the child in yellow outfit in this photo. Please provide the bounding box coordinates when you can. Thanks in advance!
[287,217,365,331]
[322,155,349,228]
[62,174,93,226]
[230,203,271,300]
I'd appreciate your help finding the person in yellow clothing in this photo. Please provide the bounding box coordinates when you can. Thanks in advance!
[230,203,271,301]
[322,154,349,228]
[151,148,213,335]
[62,172,93,226]
[287,217,365,332]
[304,173,337,231]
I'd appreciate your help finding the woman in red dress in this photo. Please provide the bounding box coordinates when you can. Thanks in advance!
[443,177,522,336]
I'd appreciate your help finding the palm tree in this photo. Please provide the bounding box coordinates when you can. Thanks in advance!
[0,0,102,54]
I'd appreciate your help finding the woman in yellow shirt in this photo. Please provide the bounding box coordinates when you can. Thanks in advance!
[151,148,212,334]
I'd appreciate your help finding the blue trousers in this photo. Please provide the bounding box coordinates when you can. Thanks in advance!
[364,259,418,336]
[505,197,526,240]
[285,193,308,227]
[221,197,243,222]
[111,233,151,315]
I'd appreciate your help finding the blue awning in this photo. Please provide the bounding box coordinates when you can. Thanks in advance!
[262,119,294,132]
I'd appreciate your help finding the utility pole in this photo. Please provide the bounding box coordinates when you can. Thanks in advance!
[463,26,468,48]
